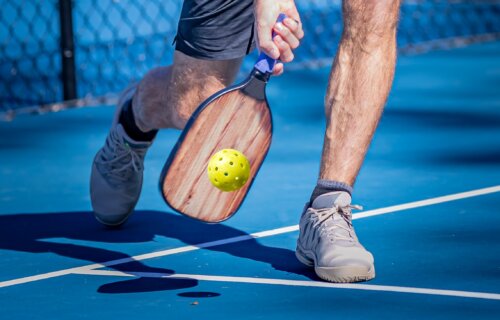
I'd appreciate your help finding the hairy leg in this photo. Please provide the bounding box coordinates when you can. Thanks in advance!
[129,51,243,132]
[319,0,401,186]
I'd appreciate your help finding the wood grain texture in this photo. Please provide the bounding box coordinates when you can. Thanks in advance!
[162,90,272,222]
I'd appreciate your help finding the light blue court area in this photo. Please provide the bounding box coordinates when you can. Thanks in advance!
[1,41,500,319]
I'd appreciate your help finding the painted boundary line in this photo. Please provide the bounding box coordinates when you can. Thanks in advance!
[76,269,500,301]
[1,185,499,289]
[352,185,500,220]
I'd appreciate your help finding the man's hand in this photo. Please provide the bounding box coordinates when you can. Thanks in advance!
[254,0,304,75]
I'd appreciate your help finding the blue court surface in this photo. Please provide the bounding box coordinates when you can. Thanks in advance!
[1,41,499,319]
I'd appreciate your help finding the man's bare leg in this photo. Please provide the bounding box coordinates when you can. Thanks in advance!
[90,52,242,226]
[319,0,400,187]
[130,51,243,132]
[297,0,400,283]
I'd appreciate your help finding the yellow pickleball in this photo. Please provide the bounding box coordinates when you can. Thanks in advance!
[207,149,250,192]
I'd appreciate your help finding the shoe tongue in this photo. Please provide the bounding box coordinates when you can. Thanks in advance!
[312,191,351,209]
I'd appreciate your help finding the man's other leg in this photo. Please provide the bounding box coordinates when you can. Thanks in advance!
[132,51,243,132]
[90,54,243,227]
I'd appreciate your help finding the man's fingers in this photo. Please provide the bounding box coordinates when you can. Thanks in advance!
[281,4,303,39]
[274,35,294,63]
[283,17,304,40]
[273,22,300,50]
[257,21,280,59]
[272,63,284,76]
[254,5,303,65]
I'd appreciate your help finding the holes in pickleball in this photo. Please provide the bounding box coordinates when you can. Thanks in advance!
[207,149,250,192]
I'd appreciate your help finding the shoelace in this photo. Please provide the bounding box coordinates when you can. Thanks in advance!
[311,204,363,242]
[95,129,146,184]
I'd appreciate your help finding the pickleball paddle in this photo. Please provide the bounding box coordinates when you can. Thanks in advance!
[159,14,286,223]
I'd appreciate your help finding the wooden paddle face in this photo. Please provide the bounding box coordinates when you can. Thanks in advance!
[160,82,272,222]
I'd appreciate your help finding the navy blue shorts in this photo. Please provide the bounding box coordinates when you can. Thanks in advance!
[175,0,256,60]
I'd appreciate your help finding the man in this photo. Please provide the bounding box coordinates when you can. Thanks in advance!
[91,0,400,283]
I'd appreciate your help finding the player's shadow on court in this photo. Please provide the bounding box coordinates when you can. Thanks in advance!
[0,210,315,294]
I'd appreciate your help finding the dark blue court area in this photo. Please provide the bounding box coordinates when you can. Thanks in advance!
[1,41,499,319]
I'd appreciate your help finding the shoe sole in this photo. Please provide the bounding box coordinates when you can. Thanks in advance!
[296,246,375,283]
[94,212,130,228]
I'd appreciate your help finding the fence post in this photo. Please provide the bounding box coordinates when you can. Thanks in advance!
[59,0,77,101]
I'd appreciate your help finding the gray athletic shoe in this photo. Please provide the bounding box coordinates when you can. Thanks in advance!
[90,86,152,226]
[296,191,375,283]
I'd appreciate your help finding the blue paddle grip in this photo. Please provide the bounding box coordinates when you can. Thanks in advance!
[254,13,287,74]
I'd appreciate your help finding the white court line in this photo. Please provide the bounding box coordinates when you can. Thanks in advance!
[1,185,499,289]
[352,185,500,220]
[76,269,500,301]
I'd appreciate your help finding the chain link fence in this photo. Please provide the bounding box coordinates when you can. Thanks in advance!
[1,0,500,119]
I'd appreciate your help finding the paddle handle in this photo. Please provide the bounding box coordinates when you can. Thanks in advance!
[254,13,287,74]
